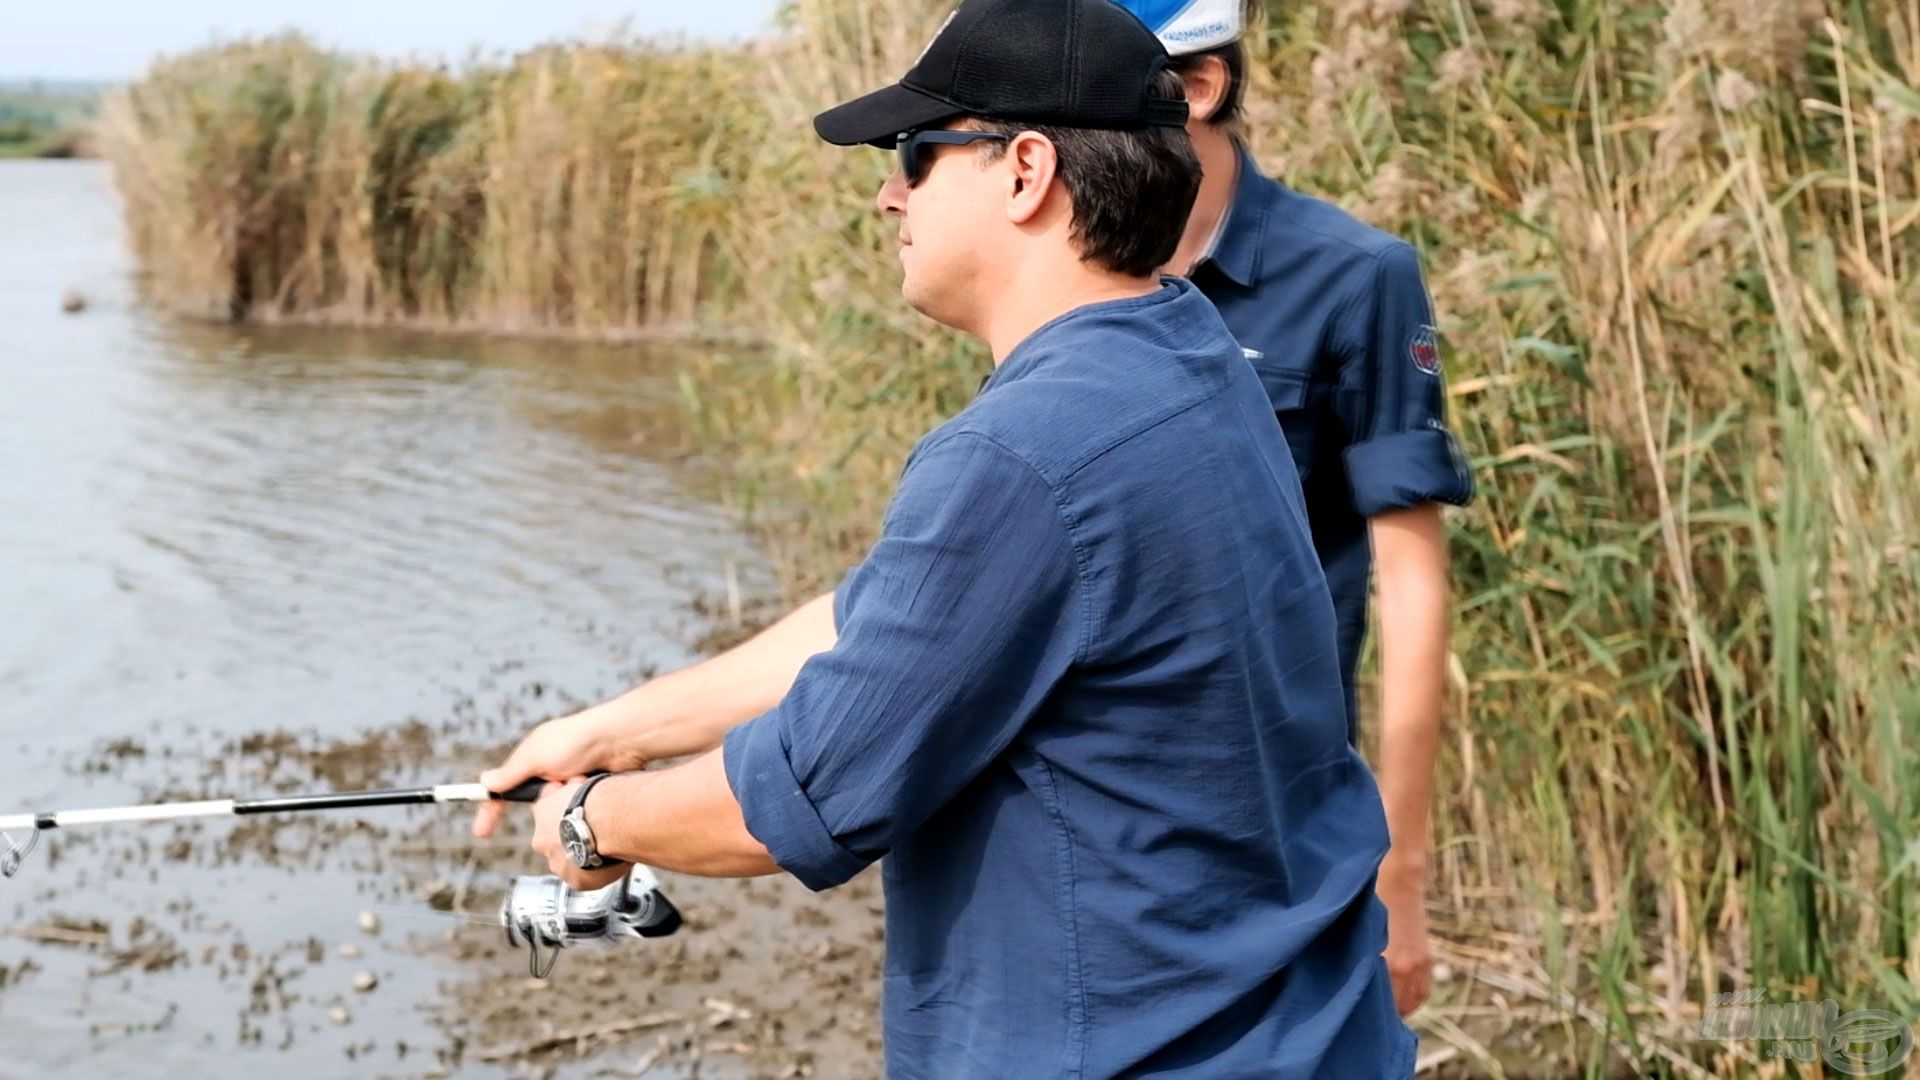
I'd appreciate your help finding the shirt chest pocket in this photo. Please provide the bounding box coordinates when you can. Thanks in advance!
[1249,361,1319,481]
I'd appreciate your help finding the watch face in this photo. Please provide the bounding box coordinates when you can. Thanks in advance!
[561,816,590,866]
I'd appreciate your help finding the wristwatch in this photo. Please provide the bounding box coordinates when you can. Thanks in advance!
[559,772,626,871]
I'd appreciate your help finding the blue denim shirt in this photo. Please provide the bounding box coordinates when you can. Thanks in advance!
[724,279,1415,1078]
[1192,145,1476,739]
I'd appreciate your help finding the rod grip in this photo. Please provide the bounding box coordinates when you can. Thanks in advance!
[492,779,550,804]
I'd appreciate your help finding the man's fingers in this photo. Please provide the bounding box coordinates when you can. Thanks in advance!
[472,801,501,838]
[1390,968,1430,1017]
[478,763,519,793]
[478,748,541,810]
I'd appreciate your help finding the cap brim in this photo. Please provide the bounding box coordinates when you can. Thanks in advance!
[813,82,965,149]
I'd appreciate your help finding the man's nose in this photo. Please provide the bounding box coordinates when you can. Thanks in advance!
[875,171,908,217]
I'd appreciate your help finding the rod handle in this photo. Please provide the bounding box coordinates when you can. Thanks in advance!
[491,779,549,804]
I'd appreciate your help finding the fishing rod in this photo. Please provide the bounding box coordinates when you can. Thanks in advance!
[1,776,683,977]
[0,779,548,842]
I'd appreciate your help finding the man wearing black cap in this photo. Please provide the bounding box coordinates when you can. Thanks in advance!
[476,0,1416,1075]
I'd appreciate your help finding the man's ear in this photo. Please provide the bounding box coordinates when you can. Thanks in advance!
[1182,56,1231,125]
[1003,131,1059,226]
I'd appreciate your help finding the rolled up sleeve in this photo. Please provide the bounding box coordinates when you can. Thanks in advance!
[722,430,1083,891]
[723,710,868,891]
[1344,427,1474,518]
[1337,243,1475,518]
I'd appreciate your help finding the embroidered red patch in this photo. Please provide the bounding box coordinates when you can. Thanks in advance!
[1409,325,1440,375]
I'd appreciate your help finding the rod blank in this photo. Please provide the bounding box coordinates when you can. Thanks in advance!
[0,778,546,833]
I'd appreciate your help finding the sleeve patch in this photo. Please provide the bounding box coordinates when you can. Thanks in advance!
[1409,324,1441,376]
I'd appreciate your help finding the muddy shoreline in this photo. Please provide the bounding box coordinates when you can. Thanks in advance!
[1,629,885,1080]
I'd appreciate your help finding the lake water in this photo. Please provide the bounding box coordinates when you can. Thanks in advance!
[0,160,887,1078]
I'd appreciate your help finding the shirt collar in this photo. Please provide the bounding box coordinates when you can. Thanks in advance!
[1195,193,1232,265]
[1194,140,1273,288]
[980,279,1197,395]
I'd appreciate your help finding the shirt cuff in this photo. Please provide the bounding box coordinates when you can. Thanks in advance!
[1344,427,1476,518]
[722,712,869,892]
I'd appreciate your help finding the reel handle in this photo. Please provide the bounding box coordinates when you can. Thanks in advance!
[490,778,550,803]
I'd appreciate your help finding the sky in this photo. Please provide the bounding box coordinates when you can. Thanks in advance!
[1,0,781,82]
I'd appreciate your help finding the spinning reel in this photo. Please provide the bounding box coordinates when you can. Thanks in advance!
[501,865,684,977]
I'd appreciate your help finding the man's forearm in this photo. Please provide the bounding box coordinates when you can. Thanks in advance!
[587,750,779,877]
[1370,507,1450,877]
[1376,662,1442,879]
[599,591,840,764]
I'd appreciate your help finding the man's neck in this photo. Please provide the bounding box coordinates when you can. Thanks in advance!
[1166,124,1241,277]
[980,256,1161,365]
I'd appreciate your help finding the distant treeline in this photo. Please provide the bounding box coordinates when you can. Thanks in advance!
[0,83,99,158]
[98,4,1920,1076]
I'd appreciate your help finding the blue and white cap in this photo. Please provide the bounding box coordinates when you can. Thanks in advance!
[1109,0,1243,56]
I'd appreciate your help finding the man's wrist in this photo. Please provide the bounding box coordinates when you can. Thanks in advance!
[584,684,678,769]
[563,772,624,869]
[578,771,638,865]
[1378,850,1428,885]
[621,687,679,765]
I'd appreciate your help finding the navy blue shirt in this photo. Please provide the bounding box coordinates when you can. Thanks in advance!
[1191,145,1476,738]
[724,280,1416,1078]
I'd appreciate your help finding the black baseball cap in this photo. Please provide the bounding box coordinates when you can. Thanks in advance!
[813,0,1189,149]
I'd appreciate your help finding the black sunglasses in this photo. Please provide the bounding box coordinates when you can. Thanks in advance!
[894,129,1012,187]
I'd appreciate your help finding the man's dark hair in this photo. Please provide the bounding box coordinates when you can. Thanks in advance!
[1166,40,1247,127]
[971,70,1201,278]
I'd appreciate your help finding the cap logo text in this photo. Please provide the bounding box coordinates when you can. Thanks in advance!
[916,10,958,66]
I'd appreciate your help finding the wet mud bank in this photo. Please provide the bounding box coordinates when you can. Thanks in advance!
[2,670,886,1079]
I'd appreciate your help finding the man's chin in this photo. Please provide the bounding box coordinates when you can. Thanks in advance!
[898,267,969,331]
[900,286,952,329]
[898,276,935,319]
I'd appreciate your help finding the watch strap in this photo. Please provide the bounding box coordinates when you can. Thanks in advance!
[566,772,626,868]
[568,771,616,816]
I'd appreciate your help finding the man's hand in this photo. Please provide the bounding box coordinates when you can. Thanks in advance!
[1377,863,1433,1016]
[473,712,641,839]
[526,778,631,892]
